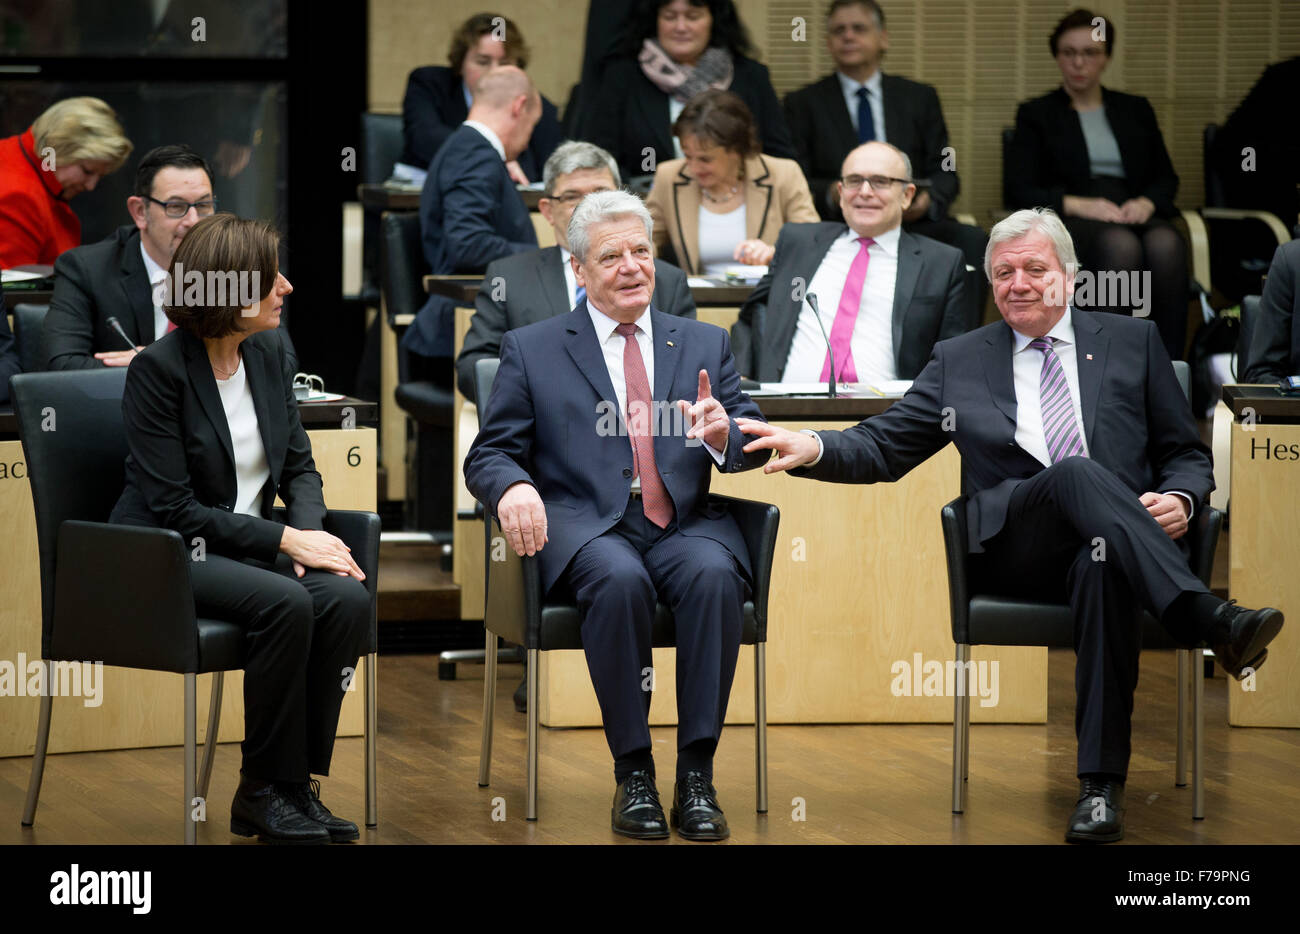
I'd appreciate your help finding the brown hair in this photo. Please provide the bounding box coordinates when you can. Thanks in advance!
[672,89,759,159]
[164,215,279,339]
[448,12,530,72]
[1050,8,1113,58]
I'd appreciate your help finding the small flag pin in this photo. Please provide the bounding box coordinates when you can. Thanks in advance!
[1086,353,1093,360]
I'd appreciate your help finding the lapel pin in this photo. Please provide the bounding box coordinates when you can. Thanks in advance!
[667,341,674,347]
[1086,354,1093,360]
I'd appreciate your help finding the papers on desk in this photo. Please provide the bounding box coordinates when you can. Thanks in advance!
[687,265,768,287]
[2,268,45,283]
[745,380,913,398]
[387,163,426,189]
[297,391,347,403]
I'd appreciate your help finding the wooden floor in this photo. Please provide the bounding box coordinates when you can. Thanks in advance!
[1,645,1297,845]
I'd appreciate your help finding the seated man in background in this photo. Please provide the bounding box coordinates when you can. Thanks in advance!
[465,191,769,841]
[1244,239,1300,383]
[782,0,987,281]
[739,208,1285,844]
[0,314,19,403]
[403,66,541,369]
[458,140,696,403]
[732,141,966,384]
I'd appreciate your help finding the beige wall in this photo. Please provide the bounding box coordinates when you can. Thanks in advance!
[370,1,1300,220]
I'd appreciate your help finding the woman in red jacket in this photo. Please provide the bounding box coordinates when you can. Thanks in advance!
[0,96,132,268]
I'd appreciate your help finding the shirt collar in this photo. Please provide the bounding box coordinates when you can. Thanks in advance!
[463,120,506,162]
[837,68,883,98]
[140,239,168,285]
[587,301,652,345]
[1011,305,1076,352]
[842,223,901,256]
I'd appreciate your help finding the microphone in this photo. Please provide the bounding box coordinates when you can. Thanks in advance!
[806,293,836,398]
[105,317,137,352]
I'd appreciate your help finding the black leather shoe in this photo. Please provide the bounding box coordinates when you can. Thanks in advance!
[1065,777,1125,844]
[288,778,359,842]
[611,771,668,839]
[230,776,330,845]
[513,677,527,713]
[671,771,729,841]
[1210,601,1284,680]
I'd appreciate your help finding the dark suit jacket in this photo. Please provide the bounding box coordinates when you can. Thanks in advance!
[799,310,1213,552]
[583,54,797,180]
[456,248,697,401]
[1245,239,1300,383]
[0,310,19,404]
[405,124,539,358]
[1212,57,1300,225]
[463,305,769,593]
[399,65,564,181]
[108,327,324,564]
[783,72,958,222]
[732,222,968,381]
[1006,87,1179,218]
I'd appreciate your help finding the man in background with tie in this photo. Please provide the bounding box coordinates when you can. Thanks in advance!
[738,208,1284,843]
[731,141,967,384]
[464,191,769,840]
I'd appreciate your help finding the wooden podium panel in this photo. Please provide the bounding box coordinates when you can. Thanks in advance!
[1228,421,1300,727]
[0,428,375,758]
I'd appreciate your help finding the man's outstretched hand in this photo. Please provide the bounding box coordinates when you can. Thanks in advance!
[497,481,548,556]
[737,419,820,473]
[678,369,731,452]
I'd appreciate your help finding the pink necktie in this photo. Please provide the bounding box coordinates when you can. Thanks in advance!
[615,323,673,528]
[821,237,874,383]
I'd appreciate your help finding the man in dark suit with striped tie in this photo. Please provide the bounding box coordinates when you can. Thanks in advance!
[739,208,1285,844]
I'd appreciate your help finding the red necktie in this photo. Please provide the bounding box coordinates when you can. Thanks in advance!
[166,320,177,334]
[615,322,673,528]
[821,236,874,383]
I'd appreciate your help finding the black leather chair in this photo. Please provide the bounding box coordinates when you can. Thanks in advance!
[1238,294,1261,380]
[381,210,454,533]
[472,357,779,820]
[12,369,380,843]
[12,303,48,374]
[941,363,1221,821]
[360,112,406,307]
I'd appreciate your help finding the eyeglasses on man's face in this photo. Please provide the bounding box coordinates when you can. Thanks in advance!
[146,196,217,218]
[839,174,910,193]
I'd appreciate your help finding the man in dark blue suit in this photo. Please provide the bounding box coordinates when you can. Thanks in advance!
[741,208,1284,844]
[464,191,770,841]
[403,66,541,363]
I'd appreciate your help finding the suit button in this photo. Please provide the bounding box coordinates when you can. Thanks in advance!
[622,468,633,479]
[613,511,622,520]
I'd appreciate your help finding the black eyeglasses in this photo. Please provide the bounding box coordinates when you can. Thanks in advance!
[839,175,911,193]
[145,196,217,218]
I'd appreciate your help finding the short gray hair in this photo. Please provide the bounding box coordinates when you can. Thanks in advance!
[984,207,1079,282]
[542,141,621,196]
[567,190,654,262]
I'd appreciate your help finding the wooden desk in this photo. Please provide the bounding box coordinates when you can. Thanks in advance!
[1225,385,1300,727]
[3,289,53,312]
[0,402,376,758]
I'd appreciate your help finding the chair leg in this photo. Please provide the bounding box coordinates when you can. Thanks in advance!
[1175,649,1188,787]
[754,642,768,814]
[365,651,378,828]
[1193,649,1205,820]
[197,672,224,801]
[184,673,197,845]
[478,631,498,787]
[526,648,539,821]
[21,660,54,827]
[952,644,970,813]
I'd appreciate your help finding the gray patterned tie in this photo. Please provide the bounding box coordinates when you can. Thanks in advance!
[1030,337,1086,463]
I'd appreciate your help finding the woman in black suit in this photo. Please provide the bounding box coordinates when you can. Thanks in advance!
[109,214,369,845]
[1007,9,1188,359]
[582,0,796,182]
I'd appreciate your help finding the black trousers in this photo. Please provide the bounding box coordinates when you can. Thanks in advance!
[970,457,1210,778]
[561,496,747,763]
[190,552,371,783]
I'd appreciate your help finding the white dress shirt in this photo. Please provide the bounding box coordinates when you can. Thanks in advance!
[141,242,171,341]
[669,96,686,159]
[783,225,901,384]
[560,247,580,308]
[837,69,886,141]
[463,120,506,162]
[214,357,271,517]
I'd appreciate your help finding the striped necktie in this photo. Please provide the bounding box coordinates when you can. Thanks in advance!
[1030,336,1086,463]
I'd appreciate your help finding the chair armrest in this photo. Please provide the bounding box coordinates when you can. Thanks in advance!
[940,496,971,645]
[483,515,538,646]
[1175,210,1211,293]
[321,510,382,596]
[1187,505,1223,587]
[51,521,199,671]
[1201,208,1291,247]
[708,494,779,639]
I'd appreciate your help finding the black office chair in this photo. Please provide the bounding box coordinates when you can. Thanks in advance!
[12,303,48,373]
[12,369,380,843]
[472,357,779,820]
[942,362,1221,821]
[1237,295,1261,380]
[381,210,454,533]
[360,112,406,307]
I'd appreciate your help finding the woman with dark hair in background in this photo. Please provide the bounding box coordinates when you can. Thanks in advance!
[1006,9,1189,359]
[582,0,795,182]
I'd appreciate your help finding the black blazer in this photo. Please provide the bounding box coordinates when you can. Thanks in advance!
[798,310,1214,552]
[732,221,968,382]
[1006,87,1179,218]
[456,247,696,401]
[1245,239,1300,383]
[582,54,796,180]
[783,72,959,221]
[109,328,324,564]
[0,310,18,404]
[399,65,564,180]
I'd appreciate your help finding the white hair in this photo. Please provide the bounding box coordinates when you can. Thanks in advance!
[567,190,654,262]
[542,141,621,196]
[984,207,1079,282]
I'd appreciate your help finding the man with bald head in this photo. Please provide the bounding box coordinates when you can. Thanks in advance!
[739,208,1284,843]
[405,65,544,362]
[732,140,967,384]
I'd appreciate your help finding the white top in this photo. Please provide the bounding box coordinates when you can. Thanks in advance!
[141,242,171,341]
[1010,306,1090,467]
[463,120,506,162]
[560,247,580,309]
[837,69,886,141]
[783,225,901,385]
[669,96,686,159]
[698,202,747,276]
[214,357,271,517]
